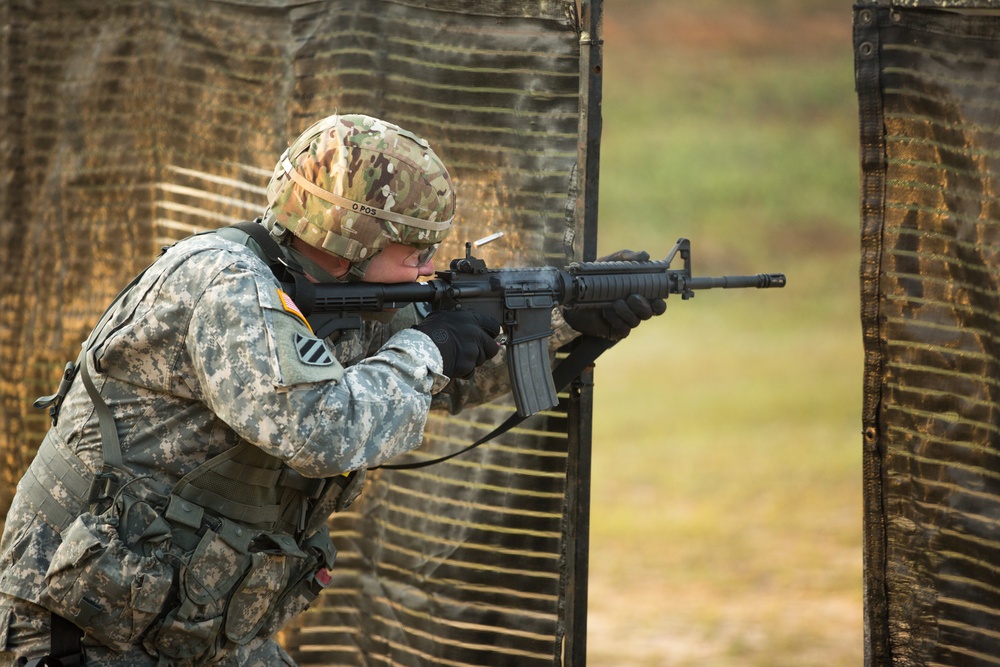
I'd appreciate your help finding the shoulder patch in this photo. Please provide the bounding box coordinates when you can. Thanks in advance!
[271,316,345,387]
[295,333,336,366]
[277,289,313,332]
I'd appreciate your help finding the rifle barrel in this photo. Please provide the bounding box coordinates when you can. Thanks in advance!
[687,274,786,290]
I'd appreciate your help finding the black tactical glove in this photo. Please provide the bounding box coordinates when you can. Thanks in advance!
[413,310,502,378]
[563,249,667,340]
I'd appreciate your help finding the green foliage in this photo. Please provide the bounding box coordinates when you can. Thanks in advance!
[599,52,858,265]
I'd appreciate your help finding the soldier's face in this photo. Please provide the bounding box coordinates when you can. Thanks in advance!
[362,243,436,283]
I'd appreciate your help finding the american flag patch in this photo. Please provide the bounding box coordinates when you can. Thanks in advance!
[277,289,312,332]
[294,333,335,366]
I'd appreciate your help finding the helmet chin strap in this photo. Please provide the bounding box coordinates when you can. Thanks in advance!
[284,243,373,283]
[282,245,343,283]
[344,258,372,282]
[264,208,375,283]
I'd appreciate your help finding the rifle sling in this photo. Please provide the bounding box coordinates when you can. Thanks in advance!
[377,335,615,470]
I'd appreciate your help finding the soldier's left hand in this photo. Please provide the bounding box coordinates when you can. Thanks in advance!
[562,250,667,340]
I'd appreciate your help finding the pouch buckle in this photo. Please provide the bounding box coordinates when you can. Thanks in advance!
[87,468,120,506]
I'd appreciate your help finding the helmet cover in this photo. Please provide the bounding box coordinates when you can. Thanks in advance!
[266,114,455,263]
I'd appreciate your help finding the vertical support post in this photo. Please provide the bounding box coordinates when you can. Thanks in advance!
[564,369,595,667]
[854,5,889,667]
[563,1,602,665]
[578,0,603,263]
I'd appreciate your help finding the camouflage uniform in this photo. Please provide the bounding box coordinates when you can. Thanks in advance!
[0,230,552,666]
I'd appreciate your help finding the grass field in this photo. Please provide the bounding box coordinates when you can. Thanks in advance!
[586,3,863,665]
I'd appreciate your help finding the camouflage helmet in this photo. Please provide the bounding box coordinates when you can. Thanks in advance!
[266,114,455,267]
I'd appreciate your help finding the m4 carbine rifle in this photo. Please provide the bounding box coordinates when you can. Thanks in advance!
[304,237,785,418]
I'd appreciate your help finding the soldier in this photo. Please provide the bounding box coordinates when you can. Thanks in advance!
[0,114,663,666]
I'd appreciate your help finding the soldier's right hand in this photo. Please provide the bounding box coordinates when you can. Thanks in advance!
[412,310,502,378]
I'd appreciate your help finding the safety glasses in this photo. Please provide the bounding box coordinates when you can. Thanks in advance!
[402,243,439,268]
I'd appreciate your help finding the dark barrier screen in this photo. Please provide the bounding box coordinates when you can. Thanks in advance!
[856,4,1000,665]
[0,1,590,664]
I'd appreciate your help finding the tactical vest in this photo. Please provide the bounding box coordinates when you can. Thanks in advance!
[24,222,364,665]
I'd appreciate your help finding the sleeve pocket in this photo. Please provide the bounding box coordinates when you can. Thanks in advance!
[262,304,345,389]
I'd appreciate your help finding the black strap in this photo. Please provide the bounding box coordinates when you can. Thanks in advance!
[232,221,317,315]
[49,613,84,666]
[21,613,85,666]
[377,336,616,470]
[233,220,285,266]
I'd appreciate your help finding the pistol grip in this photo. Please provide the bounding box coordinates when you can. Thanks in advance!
[507,338,558,417]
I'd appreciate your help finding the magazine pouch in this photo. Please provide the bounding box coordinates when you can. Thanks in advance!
[38,509,174,652]
[255,526,337,639]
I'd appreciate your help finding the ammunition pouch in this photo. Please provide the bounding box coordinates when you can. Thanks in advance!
[146,441,358,661]
[38,501,174,653]
[147,495,336,665]
[36,489,336,665]
[26,443,343,663]
[137,443,341,663]
[255,529,337,639]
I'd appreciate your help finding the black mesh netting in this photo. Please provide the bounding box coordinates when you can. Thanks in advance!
[857,4,1000,665]
[0,1,592,664]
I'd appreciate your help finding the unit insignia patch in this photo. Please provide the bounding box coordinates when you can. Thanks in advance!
[295,333,335,366]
